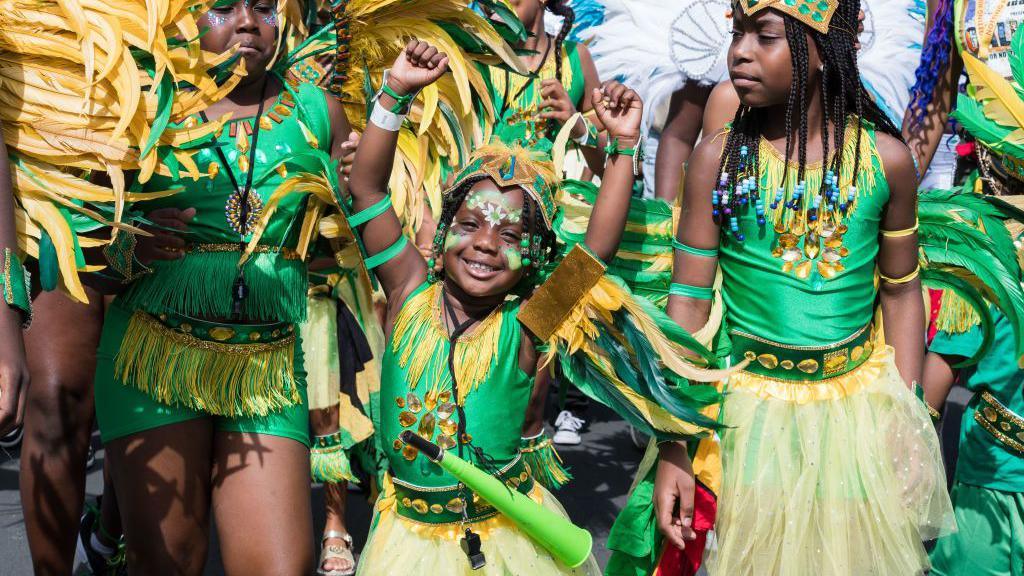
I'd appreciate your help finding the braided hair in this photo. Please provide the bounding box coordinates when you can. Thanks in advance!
[714,0,902,236]
[545,0,576,86]
[906,0,955,129]
[427,177,559,290]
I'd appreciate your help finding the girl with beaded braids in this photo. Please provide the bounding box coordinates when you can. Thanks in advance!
[652,1,956,575]
[347,37,732,574]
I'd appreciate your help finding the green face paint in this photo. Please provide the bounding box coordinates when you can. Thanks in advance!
[443,230,464,253]
[504,248,522,271]
[465,189,522,227]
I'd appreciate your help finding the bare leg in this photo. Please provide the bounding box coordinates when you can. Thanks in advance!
[106,419,214,576]
[212,431,314,576]
[20,289,103,575]
[95,461,123,548]
[311,405,354,574]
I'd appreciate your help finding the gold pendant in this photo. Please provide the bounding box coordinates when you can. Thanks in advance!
[224,187,263,236]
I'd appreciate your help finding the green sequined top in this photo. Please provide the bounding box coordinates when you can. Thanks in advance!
[478,40,585,154]
[720,122,889,348]
[117,74,334,324]
[380,282,533,489]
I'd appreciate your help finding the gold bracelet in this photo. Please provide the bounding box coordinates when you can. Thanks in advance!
[879,265,920,284]
[880,219,919,238]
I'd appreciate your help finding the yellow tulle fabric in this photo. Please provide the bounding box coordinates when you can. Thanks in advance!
[301,294,341,411]
[707,343,955,576]
[357,481,600,576]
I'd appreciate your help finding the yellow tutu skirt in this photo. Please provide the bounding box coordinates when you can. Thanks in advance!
[356,481,601,576]
[707,343,955,576]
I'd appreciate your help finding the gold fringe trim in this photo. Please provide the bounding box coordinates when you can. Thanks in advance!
[935,290,982,334]
[755,121,878,233]
[390,283,504,404]
[114,312,300,417]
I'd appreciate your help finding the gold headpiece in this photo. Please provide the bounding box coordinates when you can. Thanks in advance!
[445,145,560,229]
[738,0,838,34]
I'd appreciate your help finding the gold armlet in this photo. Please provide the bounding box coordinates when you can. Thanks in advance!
[880,219,919,238]
[879,265,920,284]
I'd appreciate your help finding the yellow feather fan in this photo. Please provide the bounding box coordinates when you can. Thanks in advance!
[281,0,525,234]
[0,0,243,302]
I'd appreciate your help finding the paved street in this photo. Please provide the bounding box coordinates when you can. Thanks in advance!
[0,391,969,575]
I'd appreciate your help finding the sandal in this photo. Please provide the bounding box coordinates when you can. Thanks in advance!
[317,530,356,576]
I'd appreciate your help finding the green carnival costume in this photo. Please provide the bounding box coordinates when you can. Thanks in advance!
[479,39,586,153]
[94,74,337,445]
[355,145,731,576]
[910,6,1024,572]
[929,302,1024,576]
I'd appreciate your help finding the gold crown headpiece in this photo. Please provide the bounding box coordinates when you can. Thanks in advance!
[445,145,560,229]
[738,0,839,34]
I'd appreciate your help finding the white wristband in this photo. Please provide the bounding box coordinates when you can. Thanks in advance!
[369,104,405,132]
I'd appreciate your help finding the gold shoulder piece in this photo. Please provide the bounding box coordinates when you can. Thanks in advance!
[519,245,607,341]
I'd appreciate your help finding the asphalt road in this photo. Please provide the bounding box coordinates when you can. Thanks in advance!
[0,390,970,575]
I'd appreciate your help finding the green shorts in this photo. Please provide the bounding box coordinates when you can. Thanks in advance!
[94,303,310,447]
[930,480,1024,576]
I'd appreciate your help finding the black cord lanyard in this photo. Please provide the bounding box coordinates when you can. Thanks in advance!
[198,74,271,319]
[500,34,553,119]
[442,290,479,460]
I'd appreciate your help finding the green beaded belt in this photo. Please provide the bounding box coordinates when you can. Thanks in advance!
[148,311,296,346]
[975,391,1024,457]
[730,323,874,381]
[391,455,533,525]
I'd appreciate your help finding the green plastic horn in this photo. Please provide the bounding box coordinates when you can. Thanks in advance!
[399,431,593,568]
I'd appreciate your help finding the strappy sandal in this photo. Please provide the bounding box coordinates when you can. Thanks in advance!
[317,530,356,576]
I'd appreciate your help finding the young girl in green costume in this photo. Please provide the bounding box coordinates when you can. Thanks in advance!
[89,1,356,572]
[656,0,954,574]
[345,36,728,573]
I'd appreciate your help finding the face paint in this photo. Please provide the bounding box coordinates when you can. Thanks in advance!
[504,248,522,271]
[443,230,465,253]
[207,11,228,27]
[262,10,278,26]
[465,189,522,227]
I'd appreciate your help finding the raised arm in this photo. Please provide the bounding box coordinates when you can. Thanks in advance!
[902,0,961,180]
[877,134,925,387]
[665,133,725,335]
[0,129,29,433]
[654,84,714,202]
[582,81,643,262]
[346,40,448,311]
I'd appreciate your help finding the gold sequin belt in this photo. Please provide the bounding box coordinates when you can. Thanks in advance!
[975,391,1024,457]
[391,455,533,525]
[187,243,302,261]
[730,323,874,382]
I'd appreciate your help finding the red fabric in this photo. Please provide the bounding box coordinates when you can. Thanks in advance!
[654,482,716,576]
[956,141,976,158]
[927,288,943,345]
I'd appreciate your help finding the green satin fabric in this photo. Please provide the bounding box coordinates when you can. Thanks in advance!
[117,76,332,322]
[380,283,533,489]
[136,75,332,246]
[719,123,889,346]
[479,40,585,154]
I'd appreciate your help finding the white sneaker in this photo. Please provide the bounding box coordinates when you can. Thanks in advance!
[552,410,585,445]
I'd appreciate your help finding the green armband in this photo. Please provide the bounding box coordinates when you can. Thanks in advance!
[376,70,416,114]
[364,234,408,269]
[669,282,713,300]
[603,137,644,177]
[672,238,719,258]
[348,195,392,227]
[1,248,31,327]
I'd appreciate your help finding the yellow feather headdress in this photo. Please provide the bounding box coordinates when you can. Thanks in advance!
[0,0,243,302]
